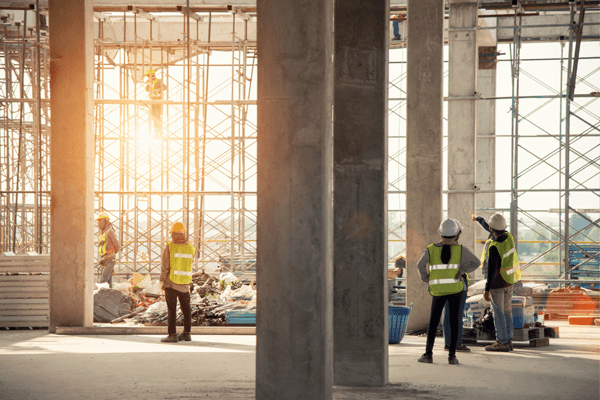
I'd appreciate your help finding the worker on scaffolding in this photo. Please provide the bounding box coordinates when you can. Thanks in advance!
[416,218,480,365]
[159,222,195,343]
[96,212,121,288]
[145,69,165,136]
[477,213,521,352]
[391,12,407,41]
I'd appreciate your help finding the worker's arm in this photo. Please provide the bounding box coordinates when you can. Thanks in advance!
[476,217,490,233]
[159,245,170,284]
[416,249,430,283]
[458,246,480,275]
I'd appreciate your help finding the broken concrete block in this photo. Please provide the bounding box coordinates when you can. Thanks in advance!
[94,288,135,323]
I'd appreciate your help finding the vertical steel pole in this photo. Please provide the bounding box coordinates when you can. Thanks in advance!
[564,3,575,283]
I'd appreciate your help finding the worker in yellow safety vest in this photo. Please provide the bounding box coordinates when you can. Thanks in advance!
[416,218,480,365]
[159,222,196,343]
[96,212,121,288]
[478,213,521,352]
[145,69,165,136]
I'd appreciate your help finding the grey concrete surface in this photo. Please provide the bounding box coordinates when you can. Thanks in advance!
[447,0,478,253]
[1,323,598,400]
[49,0,95,332]
[333,0,389,387]
[475,66,496,262]
[255,0,334,398]
[406,0,445,332]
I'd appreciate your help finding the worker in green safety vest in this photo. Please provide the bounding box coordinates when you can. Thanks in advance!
[159,221,196,343]
[478,213,521,352]
[417,218,480,365]
[96,212,121,288]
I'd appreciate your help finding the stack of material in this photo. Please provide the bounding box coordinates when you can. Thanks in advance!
[0,253,50,328]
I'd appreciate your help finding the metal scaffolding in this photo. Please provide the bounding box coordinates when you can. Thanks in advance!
[1,3,598,286]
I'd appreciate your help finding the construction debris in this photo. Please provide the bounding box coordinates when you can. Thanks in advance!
[93,288,136,323]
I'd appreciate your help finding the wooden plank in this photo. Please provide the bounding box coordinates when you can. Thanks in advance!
[0,299,49,304]
[0,275,49,282]
[0,286,49,293]
[0,292,49,299]
[0,310,49,316]
[0,315,49,322]
[0,281,49,287]
[0,321,48,328]
[0,304,49,311]
[0,266,50,273]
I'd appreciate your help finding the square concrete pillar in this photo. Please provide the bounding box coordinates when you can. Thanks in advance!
[333,0,389,387]
[448,0,479,253]
[256,0,334,399]
[49,0,95,332]
[406,0,445,331]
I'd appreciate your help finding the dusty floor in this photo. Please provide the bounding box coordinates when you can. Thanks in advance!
[0,322,598,400]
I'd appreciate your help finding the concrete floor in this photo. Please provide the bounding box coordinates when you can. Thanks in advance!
[0,322,598,400]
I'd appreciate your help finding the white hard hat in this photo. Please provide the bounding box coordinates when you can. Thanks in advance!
[488,213,507,231]
[438,218,462,237]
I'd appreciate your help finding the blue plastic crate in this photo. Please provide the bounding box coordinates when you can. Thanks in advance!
[225,309,256,325]
[389,303,412,344]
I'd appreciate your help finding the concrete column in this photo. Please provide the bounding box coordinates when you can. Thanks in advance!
[448,0,478,253]
[256,0,333,399]
[476,46,497,269]
[49,0,95,332]
[406,0,445,331]
[333,0,389,386]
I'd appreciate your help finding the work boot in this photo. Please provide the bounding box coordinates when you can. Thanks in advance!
[417,353,433,363]
[160,334,178,343]
[508,341,514,351]
[456,344,471,352]
[485,342,510,352]
[178,332,192,342]
[443,344,449,351]
[448,356,459,365]
[392,34,402,41]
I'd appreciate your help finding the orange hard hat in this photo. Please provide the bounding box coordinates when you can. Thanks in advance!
[169,222,186,234]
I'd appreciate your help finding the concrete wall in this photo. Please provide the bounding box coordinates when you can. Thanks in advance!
[255,0,334,398]
[333,0,389,386]
[406,0,444,331]
[49,0,95,332]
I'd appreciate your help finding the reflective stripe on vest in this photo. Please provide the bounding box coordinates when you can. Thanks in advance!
[168,242,196,285]
[484,233,521,285]
[98,231,107,256]
[427,244,464,296]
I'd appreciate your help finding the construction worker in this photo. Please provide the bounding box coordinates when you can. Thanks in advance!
[478,213,521,352]
[159,222,195,343]
[416,218,480,365]
[391,13,407,41]
[145,69,165,136]
[96,212,121,288]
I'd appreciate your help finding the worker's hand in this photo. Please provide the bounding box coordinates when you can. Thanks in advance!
[455,271,462,280]
[158,281,165,291]
[469,211,478,222]
[483,290,491,302]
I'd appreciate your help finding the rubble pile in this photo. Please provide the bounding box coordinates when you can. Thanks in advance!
[94,271,256,327]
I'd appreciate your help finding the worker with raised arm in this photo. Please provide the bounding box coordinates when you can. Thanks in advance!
[477,213,521,352]
[416,218,480,365]
[159,222,195,343]
[96,212,121,288]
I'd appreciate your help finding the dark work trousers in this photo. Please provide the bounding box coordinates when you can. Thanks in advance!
[425,291,464,357]
[165,287,192,336]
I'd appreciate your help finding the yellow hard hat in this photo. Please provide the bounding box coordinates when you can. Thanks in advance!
[169,222,186,234]
[145,69,156,77]
[96,212,110,221]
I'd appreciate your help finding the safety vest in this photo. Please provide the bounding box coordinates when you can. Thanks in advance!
[150,79,162,99]
[480,233,521,284]
[98,229,115,257]
[427,244,465,296]
[168,242,195,285]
